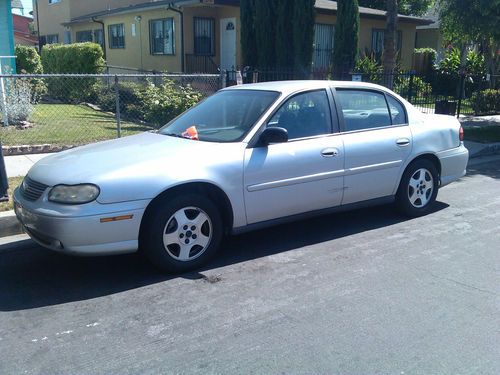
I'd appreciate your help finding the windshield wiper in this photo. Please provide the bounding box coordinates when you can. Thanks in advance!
[163,132,186,139]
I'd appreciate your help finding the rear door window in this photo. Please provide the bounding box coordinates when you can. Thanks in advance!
[336,89,392,132]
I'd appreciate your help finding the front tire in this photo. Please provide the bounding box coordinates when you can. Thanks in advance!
[396,159,439,217]
[141,194,223,273]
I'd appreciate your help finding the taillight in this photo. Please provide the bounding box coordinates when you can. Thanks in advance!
[459,126,464,142]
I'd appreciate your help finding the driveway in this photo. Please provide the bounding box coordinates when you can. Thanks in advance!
[0,158,499,374]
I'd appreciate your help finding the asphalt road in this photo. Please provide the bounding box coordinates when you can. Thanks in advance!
[0,158,499,375]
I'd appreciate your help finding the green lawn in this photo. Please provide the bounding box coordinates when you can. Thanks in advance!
[0,104,154,146]
[0,176,24,212]
[464,126,500,143]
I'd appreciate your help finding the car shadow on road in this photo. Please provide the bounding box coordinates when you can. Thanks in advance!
[0,202,449,311]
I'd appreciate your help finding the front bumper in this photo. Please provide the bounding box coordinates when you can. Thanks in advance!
[437,143,469,187]
[13,187,148,256]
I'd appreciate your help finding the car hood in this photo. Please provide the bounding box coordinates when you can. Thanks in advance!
[28,132,245,203]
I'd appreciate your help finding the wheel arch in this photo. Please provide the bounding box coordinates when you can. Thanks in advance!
[395,153,442,193]
[139,182,235,244]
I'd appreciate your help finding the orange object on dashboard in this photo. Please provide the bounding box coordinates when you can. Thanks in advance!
[182,126,199,140]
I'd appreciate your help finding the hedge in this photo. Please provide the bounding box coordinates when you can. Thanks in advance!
[14,45,47,102]
[15,45,43,74]
[472,89,500,115]
[41,43,105,102]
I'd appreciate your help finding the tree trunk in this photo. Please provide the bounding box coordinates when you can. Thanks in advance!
[383,0,398,89]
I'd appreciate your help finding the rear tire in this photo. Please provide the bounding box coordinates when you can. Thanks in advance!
[396,159,439,217]
[141,194,223,273]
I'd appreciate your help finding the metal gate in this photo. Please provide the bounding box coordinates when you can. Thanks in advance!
[313,24,335,69]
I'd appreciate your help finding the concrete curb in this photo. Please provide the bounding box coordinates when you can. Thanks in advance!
[469,143,500,158]
[0,211,24,238]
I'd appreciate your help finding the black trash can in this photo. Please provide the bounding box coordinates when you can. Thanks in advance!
[0,143,8,202]
[435,100,457,116]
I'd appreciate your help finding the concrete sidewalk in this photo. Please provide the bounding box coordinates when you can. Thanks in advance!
[4,153,51,178]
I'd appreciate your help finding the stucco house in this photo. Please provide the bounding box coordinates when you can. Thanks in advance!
[32,0,432,73]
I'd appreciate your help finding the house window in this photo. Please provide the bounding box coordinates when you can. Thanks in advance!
[93,29,104,48]
[108,24,125,49]
[313,23,335,69]
[76,30,93,43]
[150,18,175,55]
[64,30,71,44]
[46,34,59,44]
[371,29,402,60]
[48,0,60,4]
[194,17,215,56]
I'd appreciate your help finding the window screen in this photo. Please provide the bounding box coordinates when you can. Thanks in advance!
[108,24,125,49]
[76,30,93,43]
[150,18,175,55]
[194,17,215,55]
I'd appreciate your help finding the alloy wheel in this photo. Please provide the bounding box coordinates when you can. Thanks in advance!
[162,206,213,261]
[407,168,434,208]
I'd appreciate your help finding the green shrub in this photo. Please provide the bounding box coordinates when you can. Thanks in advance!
[472,89,500,115]
[14,45,46,102]
[15,45,43,74]
[465,50,486,76]
[436,48,486,76]
[94,80,203,127]
[41,42,104,73]
[354,54,382,83]
[394,76,432,98]
[41,43,105,102]
[436,48,461,75]
[139,81,203,125]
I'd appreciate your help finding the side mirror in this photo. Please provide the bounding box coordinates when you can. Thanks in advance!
[259,127,288,146]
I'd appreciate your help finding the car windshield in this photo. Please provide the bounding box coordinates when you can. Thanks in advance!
[159,90,280,142]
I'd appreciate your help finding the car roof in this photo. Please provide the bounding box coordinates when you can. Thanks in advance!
[223,80,393,96]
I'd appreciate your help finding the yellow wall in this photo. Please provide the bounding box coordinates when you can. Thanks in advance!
[33,0,70,43]
[39,2,421,72]
[68,0,146,19]
[183,5,241,68]
[101,9,183,72]
[415,28,442,51]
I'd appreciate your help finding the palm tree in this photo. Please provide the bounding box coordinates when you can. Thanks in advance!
[384,0,398,89]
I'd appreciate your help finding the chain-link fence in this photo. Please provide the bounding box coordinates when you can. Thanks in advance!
[1,70,498,153]
[0,73,221,150]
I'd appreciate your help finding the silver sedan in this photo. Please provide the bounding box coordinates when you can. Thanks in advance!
[14,81,469,272]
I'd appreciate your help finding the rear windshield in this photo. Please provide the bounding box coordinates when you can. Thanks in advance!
[159,90,280,142]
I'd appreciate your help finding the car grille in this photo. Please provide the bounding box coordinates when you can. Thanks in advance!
[20,177,49,201]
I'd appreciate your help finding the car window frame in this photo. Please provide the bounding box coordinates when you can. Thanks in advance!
[332,87,408,134]
[385,93,408,126]
[247,88,339,148]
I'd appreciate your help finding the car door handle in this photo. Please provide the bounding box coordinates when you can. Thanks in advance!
[321,148,339,157]
[396,138,410,147]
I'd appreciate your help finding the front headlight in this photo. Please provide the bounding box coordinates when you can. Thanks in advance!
[48,184,100,204]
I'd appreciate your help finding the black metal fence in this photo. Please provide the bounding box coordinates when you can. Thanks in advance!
[236,68,499,118]
[0,73,221,150]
